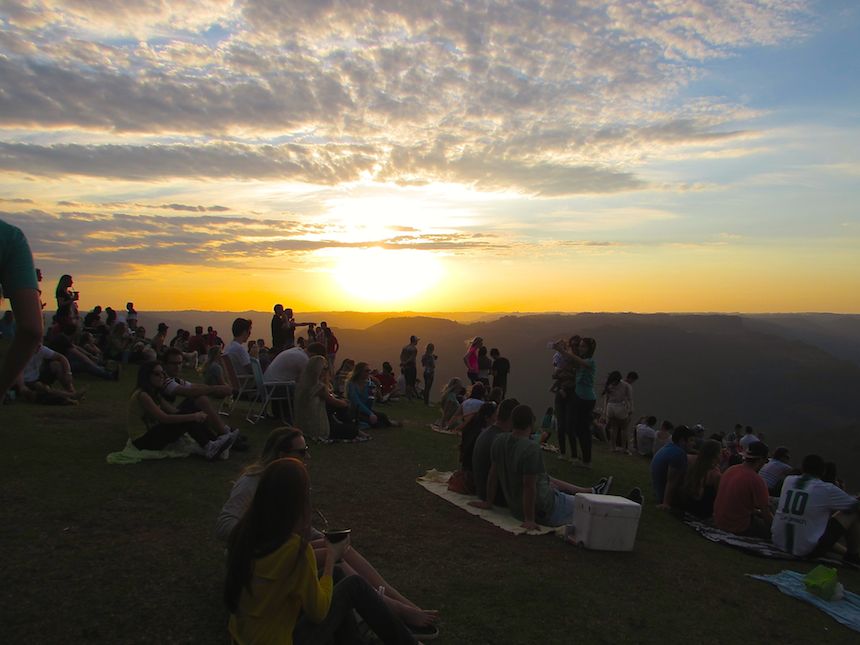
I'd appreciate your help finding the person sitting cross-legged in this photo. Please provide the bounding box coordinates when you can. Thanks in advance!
[713,441,773,538]
[470,404,615,530]
[771,454,860,565]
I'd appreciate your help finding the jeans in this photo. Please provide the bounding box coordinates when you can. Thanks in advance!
[293,575,416,645]
[423,370,434,405]
[547,490,577,527]
[570,395,595,464]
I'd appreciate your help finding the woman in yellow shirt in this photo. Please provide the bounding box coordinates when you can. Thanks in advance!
[224,458,417,644]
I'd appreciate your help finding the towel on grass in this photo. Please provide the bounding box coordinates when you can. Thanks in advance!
[685,516,851,568]
[106,436,197,464]
[749,570,860,633]
[417,469,559,536]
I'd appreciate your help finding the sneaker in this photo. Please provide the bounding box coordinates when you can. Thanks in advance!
[408,624,440,641]
[627,487,644,505]
[219,448,230,460]
[206,432,236,461]
[592,476,613,495]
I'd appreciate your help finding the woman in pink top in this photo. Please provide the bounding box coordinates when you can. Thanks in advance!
[463,336,482,384]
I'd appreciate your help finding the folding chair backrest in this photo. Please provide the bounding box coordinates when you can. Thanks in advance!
[219,355,241,390]
[250,357,266,390]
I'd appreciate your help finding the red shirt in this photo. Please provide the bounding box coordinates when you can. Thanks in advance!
[713,464,769,534]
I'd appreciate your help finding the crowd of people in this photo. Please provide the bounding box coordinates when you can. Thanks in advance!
[3,217,858,643]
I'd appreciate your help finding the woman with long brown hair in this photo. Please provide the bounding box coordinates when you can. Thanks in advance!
[224,458,417,644]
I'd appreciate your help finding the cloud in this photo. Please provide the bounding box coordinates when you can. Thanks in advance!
[0,208,500,270]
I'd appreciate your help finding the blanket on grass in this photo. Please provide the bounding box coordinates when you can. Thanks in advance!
[417,469,559,536]
[106,436,197,464]
[749,570,860,633]
[684,516,853,569]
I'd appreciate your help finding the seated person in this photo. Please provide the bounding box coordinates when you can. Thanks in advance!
[151,322,169,359]
[347,362,401,429]
[758,446,794,496]
[333,358,355,397]
[187,326,208,357]
[47,303,118,380]
[82,305,102,329]
[435,377,464,428]
[650,425,694,509]
[450,402,498,494]
[444,382,485,431]
[15,343,83,404]
[771,454,859,565]
[105,322,131,364]
[652,419,673,455]
[471,404,613,529]
[374,362,398,400]
[128,361,235,460]
[713,442,772,538]
[635,416,657,457]
[473,398,519,506]
[217,428,438,635]
[680,439,722,519]
[161,347,240,447]
[224,318,253,375]
[201,346,228,387]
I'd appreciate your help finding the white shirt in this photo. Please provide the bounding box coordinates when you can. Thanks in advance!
[461,397,484,416]
[759,459,793,490]
[224,339,250,372]
[264,346,307,384]
[23,345,57,382]
[738,433,759,450]
[636,423,656,456]
[772,475,859,556]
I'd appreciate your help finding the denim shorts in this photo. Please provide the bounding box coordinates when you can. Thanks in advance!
[547,490,577,527]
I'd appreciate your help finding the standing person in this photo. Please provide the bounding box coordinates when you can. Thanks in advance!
[601,370,633,453]
[477,346,492,386]
[421,343,436,406]
[271,304,288,354]
[554,337,598,468]
[283,307,314,351]
[621,371,638,452]
[489,348,510,397]
[224,458,418,645]
[551,336,579,462]
[54,274,78,311]
[320,321,339,368]
[463,337,482,384]
[0,219,42,396]
[399,335,419,400]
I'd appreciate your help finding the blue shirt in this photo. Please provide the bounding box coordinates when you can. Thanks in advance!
[575,357,596,400]
[650,442,688,504]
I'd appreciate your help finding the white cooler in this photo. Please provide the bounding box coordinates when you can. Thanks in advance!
[569,493,642,551]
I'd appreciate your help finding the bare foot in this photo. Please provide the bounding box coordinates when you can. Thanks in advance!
[400,606,440,627]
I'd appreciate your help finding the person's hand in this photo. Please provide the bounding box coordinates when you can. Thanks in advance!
[521,520,539,531]
[468,500,492,510]
[325,535,350,562]
[369,413,378,425]
[193,411,207,423]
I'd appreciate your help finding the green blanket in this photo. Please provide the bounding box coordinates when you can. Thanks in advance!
[106,436,197,464]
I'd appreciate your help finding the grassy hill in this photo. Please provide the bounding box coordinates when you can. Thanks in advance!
[1,366,858,644]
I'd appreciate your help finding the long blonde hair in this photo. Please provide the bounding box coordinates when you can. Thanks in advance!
[244,427,304,476]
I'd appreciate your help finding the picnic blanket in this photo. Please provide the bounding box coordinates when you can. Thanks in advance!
[417,469,560,536]
[684,516,852,568]
[749,570,860,633]
[106,436,197,464]
[428,424,458,435]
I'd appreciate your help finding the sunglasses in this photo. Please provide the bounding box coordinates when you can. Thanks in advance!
[290,447,310,457]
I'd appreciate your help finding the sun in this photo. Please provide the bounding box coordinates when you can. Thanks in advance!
[331,248,444,307]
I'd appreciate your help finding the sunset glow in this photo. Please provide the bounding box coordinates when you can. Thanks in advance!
[1,1,858,313]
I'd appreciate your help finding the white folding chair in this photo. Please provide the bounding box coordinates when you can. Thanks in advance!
[220,355,255,414]
[245,357,294,424]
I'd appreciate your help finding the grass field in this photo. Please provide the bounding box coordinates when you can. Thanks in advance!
[1,364,858,644]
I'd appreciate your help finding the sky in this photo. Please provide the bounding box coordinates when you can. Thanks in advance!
[1,0,858,313]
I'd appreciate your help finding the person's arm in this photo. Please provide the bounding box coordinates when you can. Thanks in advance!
[347,383,373,416]
[138,391,206,425]
[0,289,42,393]
[521,474,538,530]
[660,465,685,509]
[299,541,337,624]
[214,476,255,543]
[470,463,498,509]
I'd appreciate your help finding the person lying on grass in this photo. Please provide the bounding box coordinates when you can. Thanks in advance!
[216,427,439,635]
[14,343,85,405]
[225,457,419,645]
[128,360,236,460]
[469,404,616,530]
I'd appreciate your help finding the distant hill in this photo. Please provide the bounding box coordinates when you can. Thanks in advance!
[335,313,860,488]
